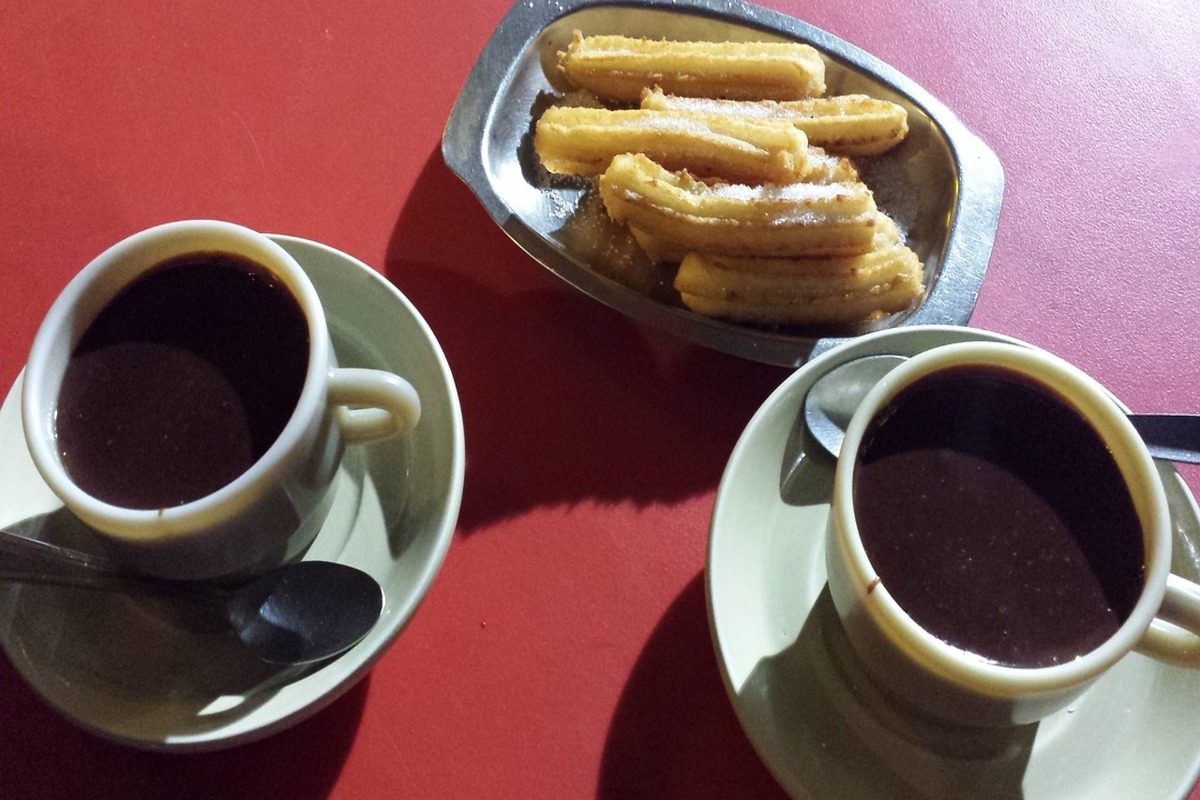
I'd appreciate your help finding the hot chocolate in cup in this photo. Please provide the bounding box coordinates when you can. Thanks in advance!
[22,220,421,581]
[825,341,1200,727]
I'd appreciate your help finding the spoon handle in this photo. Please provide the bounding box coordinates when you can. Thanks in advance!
[0,530,160,591]
[1129,414,1200,465]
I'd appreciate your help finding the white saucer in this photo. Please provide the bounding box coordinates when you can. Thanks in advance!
[707,325,1200,799]
[0,235,464,751]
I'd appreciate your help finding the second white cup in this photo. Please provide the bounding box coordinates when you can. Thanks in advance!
[826,341,1200,726]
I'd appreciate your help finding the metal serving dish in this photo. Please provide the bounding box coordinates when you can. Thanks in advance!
[442,0,1004,366]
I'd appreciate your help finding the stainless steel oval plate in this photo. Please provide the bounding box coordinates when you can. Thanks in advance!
[442,0,1004,366]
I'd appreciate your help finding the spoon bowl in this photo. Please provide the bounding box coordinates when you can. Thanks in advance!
[0,530,384,665]
[224,560,385,665]
[804,354,907,458]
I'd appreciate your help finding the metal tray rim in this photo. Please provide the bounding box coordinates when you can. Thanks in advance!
[442,0,1004,366]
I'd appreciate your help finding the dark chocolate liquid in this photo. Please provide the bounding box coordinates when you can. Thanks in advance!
[56,252,310,509]
[852,366,1144,667]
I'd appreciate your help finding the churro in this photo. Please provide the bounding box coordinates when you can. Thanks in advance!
[627,154,860,263]
[640,88,909,156]
[674,216,924,324]
[628,226,686,265]
[598,153,878,259]
[533,106,809,184]
[557,31,826,102]
[677,273,921,324]
[799,145,860,183]
[536,30,925,328]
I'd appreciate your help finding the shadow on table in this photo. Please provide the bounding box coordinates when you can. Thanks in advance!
[0,652,369,800]
[598,572,1039,799]
[736,587,1037,799]
[597,573,788,799]
[384,147,791,534]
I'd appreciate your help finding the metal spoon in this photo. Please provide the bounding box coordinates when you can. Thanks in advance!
[804,354,908,459]
[804,353,1200,463]
[0,530,384,665]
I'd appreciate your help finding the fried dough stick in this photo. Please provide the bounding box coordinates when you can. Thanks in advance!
[672,213,924,324]
[799,146,860,183]
[627,146,859,263]
[641,88,909,156]
[558,31,826,102]
[677,271,922,324]
[534,106,809,184]
[598,153,878,259]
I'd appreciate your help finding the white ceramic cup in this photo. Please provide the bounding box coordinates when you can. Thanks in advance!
[826,341,1200,727]
[22,220,421,580]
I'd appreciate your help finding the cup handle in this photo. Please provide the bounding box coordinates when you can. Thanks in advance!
[1136,574,1200,667]
[327,368,421,444]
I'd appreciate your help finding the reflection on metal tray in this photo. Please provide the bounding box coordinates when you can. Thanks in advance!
[442,0,1004,367]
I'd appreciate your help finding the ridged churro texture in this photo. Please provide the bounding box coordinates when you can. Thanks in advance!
[672,214,925,324]
[640,88,909,156]
[536,31,924,327]
[798,146,860,184]
[533,106,809,184]
[677,274,922,324]
[598,153,878,259]
[557,31,826,102]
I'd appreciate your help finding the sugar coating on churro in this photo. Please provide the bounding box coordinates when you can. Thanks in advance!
[558,31,826,102]
[800,146,860,183]
[599,153,878,259]
[533,30,924,327]
[674,215,925,324]
[640,88,909,156]
[533,106,809,184]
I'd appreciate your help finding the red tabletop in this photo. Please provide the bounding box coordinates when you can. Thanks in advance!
[2,0,1198,797]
